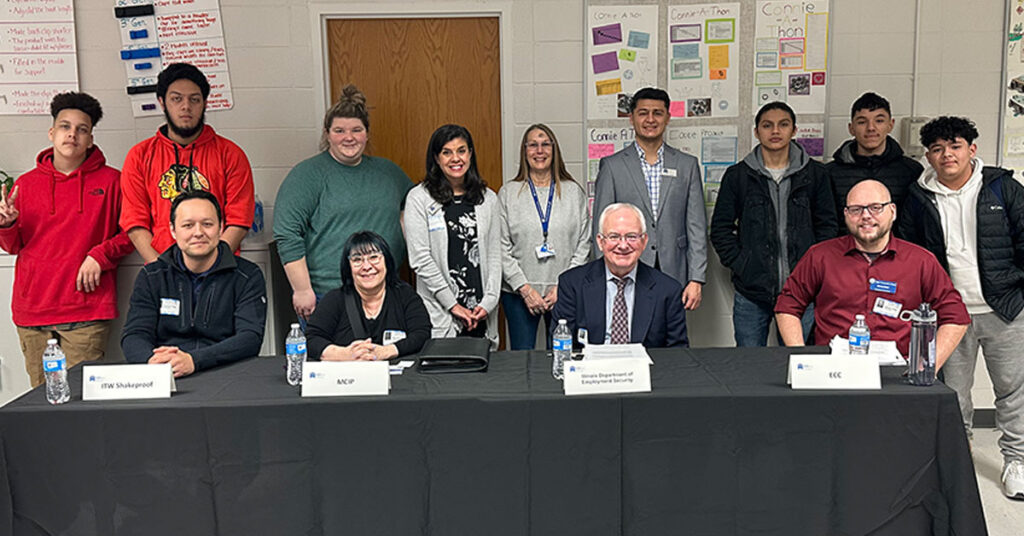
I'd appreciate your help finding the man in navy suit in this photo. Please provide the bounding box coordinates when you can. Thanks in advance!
[592,87,707,311]
[552,203,687,347]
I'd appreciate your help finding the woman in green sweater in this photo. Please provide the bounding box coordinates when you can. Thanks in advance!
[273,85,413,324]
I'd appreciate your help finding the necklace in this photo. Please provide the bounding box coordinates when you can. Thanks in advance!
[362,289,386,319]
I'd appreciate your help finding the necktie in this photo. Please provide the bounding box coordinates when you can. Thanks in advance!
[610,277,629,344]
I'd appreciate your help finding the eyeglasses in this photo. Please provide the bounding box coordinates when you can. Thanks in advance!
[525,142,553,151]
[349,253,384,268]
[844,202,892,217]
[600,232,644,244]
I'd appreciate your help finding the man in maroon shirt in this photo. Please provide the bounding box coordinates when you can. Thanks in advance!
[774,180,969,364]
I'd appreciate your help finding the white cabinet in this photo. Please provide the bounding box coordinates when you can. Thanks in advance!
[0,244,280,407]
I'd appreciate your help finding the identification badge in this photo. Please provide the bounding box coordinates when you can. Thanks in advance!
[873,297,903,318]
[535,243,556,259]
[160,298,180,316]
[869,278,898,294]
[383,330,407,345]
[428,212,445,232]
[663,168,677,177]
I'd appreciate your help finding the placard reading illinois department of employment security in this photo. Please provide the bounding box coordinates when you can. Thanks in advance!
[0,0,78,115]
[587,5,659,120]
[752,0,830,114]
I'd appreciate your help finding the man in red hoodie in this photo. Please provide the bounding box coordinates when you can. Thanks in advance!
[0,92,135,387]
[120,62,254,262]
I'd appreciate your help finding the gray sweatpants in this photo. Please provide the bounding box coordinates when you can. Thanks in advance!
[942,312,1024,463]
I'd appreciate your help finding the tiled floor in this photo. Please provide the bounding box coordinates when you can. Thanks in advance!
[971,428,1024,535]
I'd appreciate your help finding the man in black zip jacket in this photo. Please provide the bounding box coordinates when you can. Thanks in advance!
[122,190,266,377]
[710,101,837,346]
[897,116,1024,499]
[826,92,922,232]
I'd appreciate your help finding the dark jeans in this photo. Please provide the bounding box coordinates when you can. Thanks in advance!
[733,291,814,347]
[501,291,552,350]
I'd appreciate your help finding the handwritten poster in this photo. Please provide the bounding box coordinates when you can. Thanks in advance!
[587,5,659,120]
[666,3,740,118]
[752,1,829,114]
[1004,0,1024,171]
[0,0,78,115]
[667,125,739,207]
[114,0,233,117]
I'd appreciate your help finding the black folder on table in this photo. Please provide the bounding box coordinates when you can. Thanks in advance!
[417,337,490,374]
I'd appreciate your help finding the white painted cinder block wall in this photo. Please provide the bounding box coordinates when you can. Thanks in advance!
[0,0,1006,406]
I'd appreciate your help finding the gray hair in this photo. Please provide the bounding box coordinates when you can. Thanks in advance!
[598,202,647,235]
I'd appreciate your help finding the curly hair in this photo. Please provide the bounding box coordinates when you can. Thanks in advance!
[50,92,103,126]
[919,116,979,147]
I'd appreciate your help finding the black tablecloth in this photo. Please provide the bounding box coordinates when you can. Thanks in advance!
[0,348,986,535]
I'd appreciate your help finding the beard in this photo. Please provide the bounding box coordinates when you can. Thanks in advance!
[165,108,206,140]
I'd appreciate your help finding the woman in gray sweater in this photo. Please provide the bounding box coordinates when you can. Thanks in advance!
[404,125,501,347]
[498,124,591,350]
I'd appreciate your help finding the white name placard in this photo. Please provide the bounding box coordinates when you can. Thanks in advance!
[82,364,175,400]
[301,361,390,397]
[788,354,881,390]
[563,357,651,396]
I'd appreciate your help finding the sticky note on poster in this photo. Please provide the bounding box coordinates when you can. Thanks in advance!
[588,143,616,159]
[592,51,619,74]
[708,45,729,69]
[627,30,650,49]
[669,101,686,117]
[710,69,727,80]
[595,78,622,96]
[593,23,622,45]
[673,43,699,59]
[619,49,637,62]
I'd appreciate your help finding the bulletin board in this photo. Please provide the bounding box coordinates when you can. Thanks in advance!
[584,1,832,211]
[0,0,78,115]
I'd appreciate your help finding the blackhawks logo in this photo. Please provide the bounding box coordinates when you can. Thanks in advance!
[158,163,211,200]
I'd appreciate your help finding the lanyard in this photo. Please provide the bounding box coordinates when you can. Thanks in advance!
[527,178,555,244]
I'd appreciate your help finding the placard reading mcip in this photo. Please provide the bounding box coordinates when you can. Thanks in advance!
[788,354,881,390]
[82,363,175,400]
[301,361,390,397]
[563,357,651,396]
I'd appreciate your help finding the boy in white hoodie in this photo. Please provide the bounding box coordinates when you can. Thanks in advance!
[897,116,1024,499]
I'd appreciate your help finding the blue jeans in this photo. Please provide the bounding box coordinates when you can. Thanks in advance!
[501,291,552,350]
[733,291,814,347]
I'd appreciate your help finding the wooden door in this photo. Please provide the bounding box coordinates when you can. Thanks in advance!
[326,17,502,188]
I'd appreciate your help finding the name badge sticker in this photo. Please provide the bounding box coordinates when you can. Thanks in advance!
[383,330,406,345]
[427,212,445,232]
[663,168,677,177]
[873,297,903,318]
[869,278,898,294]
[160,298,180,316]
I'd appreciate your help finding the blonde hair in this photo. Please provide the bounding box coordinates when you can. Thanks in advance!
[319,84,369,152]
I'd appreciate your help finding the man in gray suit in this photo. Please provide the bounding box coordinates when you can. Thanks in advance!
[592,87,707,310]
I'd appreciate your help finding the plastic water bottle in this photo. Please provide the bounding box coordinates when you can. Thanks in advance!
[908,303,937,386]
[848,314,871,355]
[552,319,572,380]
[285,323,306,386]
[42,338,70,405]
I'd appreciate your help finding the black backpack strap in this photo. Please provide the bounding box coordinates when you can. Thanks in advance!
[344,290,368,340]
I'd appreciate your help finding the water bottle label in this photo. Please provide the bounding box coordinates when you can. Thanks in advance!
[286,342,307,355]
[43,358,65,372]
[553,338,572,351]
[850,334,870,347]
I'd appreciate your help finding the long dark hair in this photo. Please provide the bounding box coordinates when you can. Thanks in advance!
[423,124,487,205]
[339,230,399,291]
